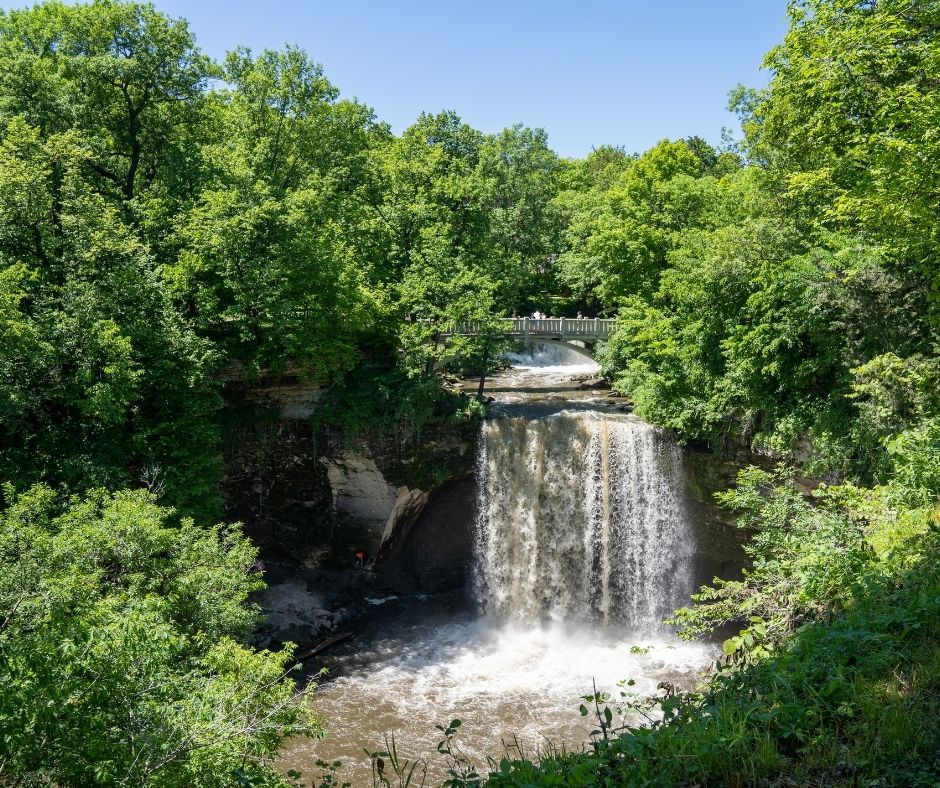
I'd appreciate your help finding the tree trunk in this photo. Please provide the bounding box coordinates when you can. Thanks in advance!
[290,632,353,665]
[476,340,491,399]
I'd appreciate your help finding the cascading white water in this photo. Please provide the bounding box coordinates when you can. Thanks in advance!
[475,408,694,633]
[503,343,599,375]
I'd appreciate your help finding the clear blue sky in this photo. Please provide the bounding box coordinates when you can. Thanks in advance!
[14,1,792,158]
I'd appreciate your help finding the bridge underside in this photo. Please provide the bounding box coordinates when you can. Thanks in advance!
[514,338,598,362]
[434,338,599,371]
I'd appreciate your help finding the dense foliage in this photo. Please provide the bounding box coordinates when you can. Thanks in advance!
[2,0,940,784]
[0,484,319,786]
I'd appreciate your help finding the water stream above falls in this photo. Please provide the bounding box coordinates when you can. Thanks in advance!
[282,345,731,785]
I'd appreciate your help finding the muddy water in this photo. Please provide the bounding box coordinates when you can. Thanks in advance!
[280,345,730,786]
[285,593,712,785]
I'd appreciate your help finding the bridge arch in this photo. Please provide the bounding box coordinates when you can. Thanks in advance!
[428,317,615,371]
[511,338,598,363]
[433,339,598,371]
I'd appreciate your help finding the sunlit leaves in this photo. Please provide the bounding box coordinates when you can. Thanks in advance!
[0,485,320,786]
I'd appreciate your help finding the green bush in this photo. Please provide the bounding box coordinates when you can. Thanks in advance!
[0,484,322,787]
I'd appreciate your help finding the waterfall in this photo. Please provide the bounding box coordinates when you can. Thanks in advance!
[474,408,695,632]
[293,392,716,785]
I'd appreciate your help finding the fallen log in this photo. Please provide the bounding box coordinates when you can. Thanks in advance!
[291,631,352,665]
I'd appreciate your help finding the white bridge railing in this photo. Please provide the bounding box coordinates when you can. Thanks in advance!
[441,317,615,341]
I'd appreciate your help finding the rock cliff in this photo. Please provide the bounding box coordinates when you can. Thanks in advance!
[220,374,480,649]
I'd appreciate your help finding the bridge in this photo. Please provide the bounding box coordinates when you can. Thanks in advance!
[444,317,615,342]
[437,317,616,362]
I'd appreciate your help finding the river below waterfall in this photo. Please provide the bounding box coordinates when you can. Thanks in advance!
[280,345,738,785]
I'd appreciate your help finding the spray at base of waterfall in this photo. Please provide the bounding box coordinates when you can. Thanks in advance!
[294,603,712,785]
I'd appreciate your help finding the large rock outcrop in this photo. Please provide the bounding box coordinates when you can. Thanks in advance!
[376,487,430,565]
[374,474,477,593]
[319,451,397,561]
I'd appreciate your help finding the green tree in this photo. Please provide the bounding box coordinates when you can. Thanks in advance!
[379,113,525,385]
[169,46,383,379]
[0,484,321,787]
[556,139,724,306]
[0,0,216,247]
[0,116,221,518]
[478,124,563,307]
[744,0,940,310]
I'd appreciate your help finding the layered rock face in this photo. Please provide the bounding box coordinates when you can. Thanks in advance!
[221,376,476,563]
[320,452,397,561]
[220,375,479,649]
